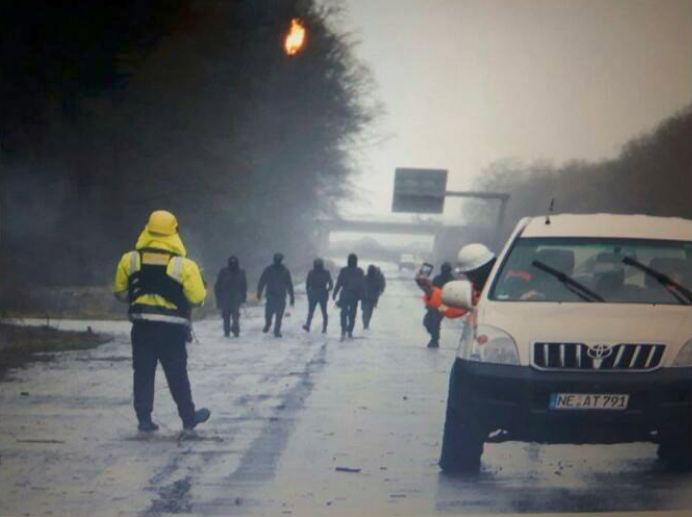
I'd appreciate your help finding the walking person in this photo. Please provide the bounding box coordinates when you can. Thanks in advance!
[332,253,365,340]
[302,258,333,333]
[362,264,386,330]
[377,266,387,295]
[422,262,455,348]
[113,210,211,432]
[214,256,247,337]
[257,253,295,338]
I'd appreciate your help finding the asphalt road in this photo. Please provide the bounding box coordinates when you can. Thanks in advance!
[1,264,691,516]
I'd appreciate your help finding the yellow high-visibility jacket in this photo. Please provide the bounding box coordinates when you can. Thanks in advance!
[113,229,206,325]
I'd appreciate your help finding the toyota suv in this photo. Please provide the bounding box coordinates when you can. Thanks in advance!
[439,214,692,473]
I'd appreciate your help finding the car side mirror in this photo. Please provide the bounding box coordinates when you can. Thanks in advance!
[441,280,474,310]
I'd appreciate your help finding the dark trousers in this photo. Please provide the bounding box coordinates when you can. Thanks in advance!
[306,295,328,331]
[423,308,444,341]
[361,298,378,329]
[339,299,358,335]
[222,305,240,336]
[131,322,196,427]
[265,296,286,335]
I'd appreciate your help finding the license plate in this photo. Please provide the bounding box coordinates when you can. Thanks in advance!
[549,393,629,410]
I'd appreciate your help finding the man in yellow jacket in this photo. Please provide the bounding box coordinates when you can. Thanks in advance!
[114,210,211,432]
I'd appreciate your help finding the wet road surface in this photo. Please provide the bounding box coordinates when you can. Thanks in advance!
[1,264,691,516]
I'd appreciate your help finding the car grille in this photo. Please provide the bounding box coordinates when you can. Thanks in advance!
[532,342,665,372]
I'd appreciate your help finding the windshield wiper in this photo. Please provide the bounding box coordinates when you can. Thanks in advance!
[531,260,605,302]
[622,257,692,305]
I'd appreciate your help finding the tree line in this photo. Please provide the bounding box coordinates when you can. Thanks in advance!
[1,0,380,305]
[465,105,692,243]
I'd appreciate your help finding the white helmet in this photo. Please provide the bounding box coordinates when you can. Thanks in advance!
[456,243,495,273]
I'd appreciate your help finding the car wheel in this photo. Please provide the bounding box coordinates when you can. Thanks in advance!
[657,436,692,471]
[439,366,485,474]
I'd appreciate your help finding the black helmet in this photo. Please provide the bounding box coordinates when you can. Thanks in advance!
[314,258,324,269]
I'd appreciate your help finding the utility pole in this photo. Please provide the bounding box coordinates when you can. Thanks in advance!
[444,190,510,248]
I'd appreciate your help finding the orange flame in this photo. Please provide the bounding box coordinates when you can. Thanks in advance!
[284,18,306,56]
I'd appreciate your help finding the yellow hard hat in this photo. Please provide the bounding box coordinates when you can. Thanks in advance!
[146,210,178,235]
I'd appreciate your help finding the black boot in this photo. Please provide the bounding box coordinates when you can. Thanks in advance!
[138,420,160,432]
[183,408,211,431]
[427,339,439,348]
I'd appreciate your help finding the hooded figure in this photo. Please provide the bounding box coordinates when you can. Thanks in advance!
[257,253,295,337]
[423,262,456,348]
[332,253,365,339]
[214,255,247,337]
[113,210,211,432]
[361,264,386,330]
[303,258,334,333]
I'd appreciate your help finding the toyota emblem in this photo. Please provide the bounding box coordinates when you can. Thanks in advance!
[587,344,613,361]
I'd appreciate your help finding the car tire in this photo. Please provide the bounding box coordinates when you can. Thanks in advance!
[439,365,485,474]
[657,436,692,471]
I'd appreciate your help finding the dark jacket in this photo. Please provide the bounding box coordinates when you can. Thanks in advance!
[306,267,333,300]
[214,266,247,309]
[432,271,454,289]
[333,266,365,303]
[257,263,294,302]
[363,269,385,302]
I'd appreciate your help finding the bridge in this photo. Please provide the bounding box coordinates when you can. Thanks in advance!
[323,219,451,235]
[316,218,493,263]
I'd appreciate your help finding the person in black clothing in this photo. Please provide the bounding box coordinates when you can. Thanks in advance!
[424,262,454,348]
[333,253,365,340]
[214,256,247,337]
[303,258,333,333]
[377,266,386,294]
[362,264,386,330]
[257,253,295,337]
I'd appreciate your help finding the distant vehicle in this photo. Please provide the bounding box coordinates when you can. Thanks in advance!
[398,253,417,271]
[439,214,692,473]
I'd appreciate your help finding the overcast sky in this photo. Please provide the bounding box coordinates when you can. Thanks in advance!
[332,0,692,221]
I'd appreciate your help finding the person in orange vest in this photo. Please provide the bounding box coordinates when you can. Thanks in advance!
[416,244,497,348]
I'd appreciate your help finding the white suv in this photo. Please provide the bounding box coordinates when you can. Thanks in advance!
[439,214,692,473]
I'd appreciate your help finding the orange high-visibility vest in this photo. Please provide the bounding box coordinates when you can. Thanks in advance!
[423,287,468,319]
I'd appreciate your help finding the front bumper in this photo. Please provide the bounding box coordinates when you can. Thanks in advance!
[448,359,692,444]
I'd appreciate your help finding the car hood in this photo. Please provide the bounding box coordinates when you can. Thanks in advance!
[477,301,692,367]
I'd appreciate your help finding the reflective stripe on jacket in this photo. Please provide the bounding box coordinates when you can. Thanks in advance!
[113,229,206,325]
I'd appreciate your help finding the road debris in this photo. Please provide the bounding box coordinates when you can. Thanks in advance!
[335,466,361,473]
[16,439,65,444]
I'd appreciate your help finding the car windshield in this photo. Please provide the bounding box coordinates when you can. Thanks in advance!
[489,237,692,304]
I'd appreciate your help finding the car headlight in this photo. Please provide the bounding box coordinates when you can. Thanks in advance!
[457,323,520,365]
[673,339,692,367]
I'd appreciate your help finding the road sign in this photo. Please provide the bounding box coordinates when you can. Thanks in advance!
[392,168,448,213]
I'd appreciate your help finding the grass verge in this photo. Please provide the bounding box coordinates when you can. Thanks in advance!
[0,323,111,380]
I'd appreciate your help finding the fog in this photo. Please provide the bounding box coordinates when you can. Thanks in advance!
[1,0,691,312]
[336,0,692,219]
